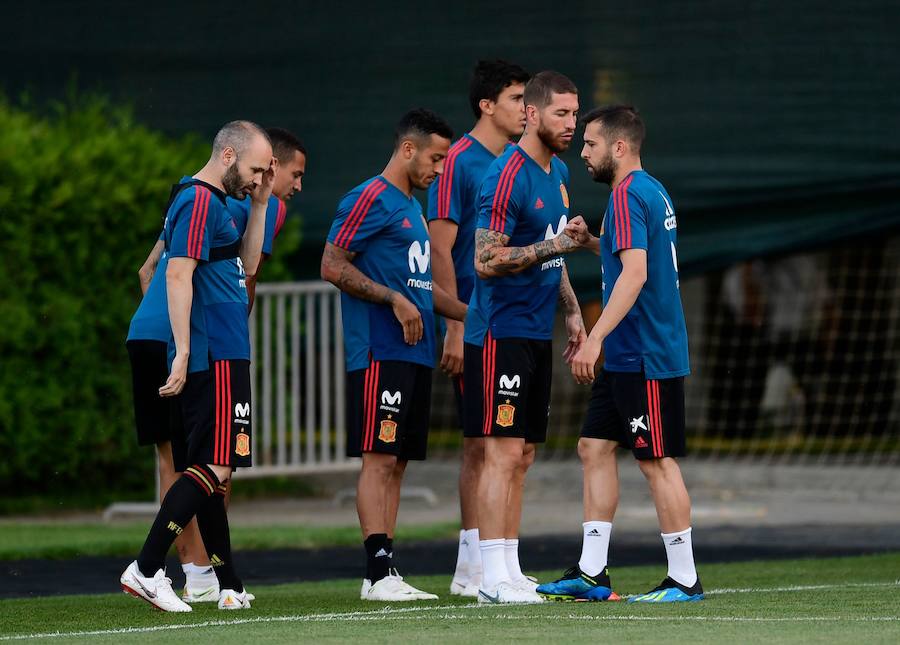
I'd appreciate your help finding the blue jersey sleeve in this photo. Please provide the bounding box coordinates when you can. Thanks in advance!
[609,181,648,254]
[167,186,213,261]
[427,155,465,225]
[476,152,527,237]
[327,180,390,253]
[263,197,286,256]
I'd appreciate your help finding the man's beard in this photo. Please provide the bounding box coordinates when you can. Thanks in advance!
[537,123,571,154]
[222,162,246,198]
[589,153,616,185]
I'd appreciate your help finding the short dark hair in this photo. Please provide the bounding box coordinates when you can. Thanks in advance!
[523,71,578,110]
[212,120,271,156]
[394,108,454,148]
[468,59,530,119]
[580,105,645,152]
[265,127,306,163]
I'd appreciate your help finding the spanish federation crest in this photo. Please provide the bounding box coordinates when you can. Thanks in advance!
[496,403,516,428]
[379,419,398,443]
[559,183,570,208]
[235,432,251,457]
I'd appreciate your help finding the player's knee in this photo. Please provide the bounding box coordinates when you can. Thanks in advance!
[362,453,398,480]
[578,438,615,468]
[207,464,232,485]
[637,456,678,481]
[519,443,536,471]
[462,438,484,465]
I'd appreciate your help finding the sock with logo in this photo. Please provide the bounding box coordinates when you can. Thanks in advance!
[504,538,526,581]
[464,528,482,582]
[578,520,612,576]
[480,538,510,591]
[661,527,697,587]
[364,533,392,584]
[386,536,396,571]
[182,561,214,585]
[196,483,243,592]
[137,465,219,577]
[453,530,468,580]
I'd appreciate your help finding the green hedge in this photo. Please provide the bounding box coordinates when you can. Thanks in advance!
[0,96,300,506]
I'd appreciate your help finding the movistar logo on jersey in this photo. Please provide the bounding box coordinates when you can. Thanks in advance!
[660,191,677,230]
[407,240,433,291]
[380,390,401,413]
[544,215,568,240]
[234,402,250,425]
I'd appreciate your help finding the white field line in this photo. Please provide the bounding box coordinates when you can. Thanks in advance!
[2,581,899,642]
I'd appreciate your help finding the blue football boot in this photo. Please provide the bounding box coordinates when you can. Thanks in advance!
[536,565,618,602]
[628,576,704,603]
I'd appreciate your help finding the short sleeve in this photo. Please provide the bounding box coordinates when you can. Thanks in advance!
[167,186,212,261]
[476,152,526,237]
[327,180,390,253]
[263,197,286,256]
[427,153,465,225]
[609,181,648,254]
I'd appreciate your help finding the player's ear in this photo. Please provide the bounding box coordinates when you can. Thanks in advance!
[221,146,236,166]
[479,98,494,117]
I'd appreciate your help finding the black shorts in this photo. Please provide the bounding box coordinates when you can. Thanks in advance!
[346,359,432,460]
[481,334,552,443]
[127,340,173,446]
[580,370,686,459]
[460,342,485,439]
[171,359,253,472]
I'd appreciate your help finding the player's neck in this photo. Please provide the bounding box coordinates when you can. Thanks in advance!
[380,159,413,197]
[193,162,226,193]
[469,119,511,157]
[611,160,643,189]
[517,133,553,172]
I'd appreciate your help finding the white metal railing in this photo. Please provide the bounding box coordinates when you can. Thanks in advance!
[241,280,358,478]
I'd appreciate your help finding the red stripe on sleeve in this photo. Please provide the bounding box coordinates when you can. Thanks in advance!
[274,200,287,239]
[490,153,525,232]
[335,180,388,249]
[614,183,625,250]
[619,175,634,249]
[438,138,472,219]
[188,187,211,259]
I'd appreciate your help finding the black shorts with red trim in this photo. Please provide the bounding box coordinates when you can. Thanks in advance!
[461,342,485,439]
[580,369,686,459]
[126,340,173,446]
[346,359,431,460]
[481,334,552,443]
[171,359,253,472]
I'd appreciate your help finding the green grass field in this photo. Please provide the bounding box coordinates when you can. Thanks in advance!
[1,553,898,643]
[0,522,458,560]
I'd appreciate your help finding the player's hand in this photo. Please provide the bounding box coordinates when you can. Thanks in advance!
[251,156,278,205]
[159,353,189,397]
[564,215,591,246]
[563,311,587,364]
[571,336,602,385]
[391,292,423,345]
[440,321,465,377]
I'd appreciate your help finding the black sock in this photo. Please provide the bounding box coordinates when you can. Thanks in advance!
[137,465,219,576]
[364,533,391,583]
[196,484,243,593]
[386,537,395,572]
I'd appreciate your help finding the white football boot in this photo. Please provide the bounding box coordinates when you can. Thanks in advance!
[120,561,192,612]
[218,588,252,609]
[478,580,544,604]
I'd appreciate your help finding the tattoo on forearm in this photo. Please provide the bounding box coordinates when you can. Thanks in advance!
[558,266,580,315]
[476,227,581,276]
[324,244,394,306]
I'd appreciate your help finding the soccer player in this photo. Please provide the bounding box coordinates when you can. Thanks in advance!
[125,126,307,603]
[473,71,588,604]
[320,109,467,602]
[537,105,703,603]
[426,59,529,597]
[120,121,275,612]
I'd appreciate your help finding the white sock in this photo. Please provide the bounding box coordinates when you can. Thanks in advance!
[453,529,468,579]
[661,527,697,587]
[464,528,482,581]
[578,521,612,576]
[480,539,510,590]
[504,538,525,581]
[182,562,213,583]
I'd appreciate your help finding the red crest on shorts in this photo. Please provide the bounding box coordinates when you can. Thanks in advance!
[235,432,251,457]
[379,420,397,443]
[496,404,516,428]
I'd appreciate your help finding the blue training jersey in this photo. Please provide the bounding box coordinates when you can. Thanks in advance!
[163,177,249,373]
[600,170,690,379]
[327,176,435,371]
[227,194,287,256]
[476,145,571,341]
[126,228,171,343]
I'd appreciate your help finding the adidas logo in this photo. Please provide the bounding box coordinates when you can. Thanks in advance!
[402,217,412,228]
[210,554,224,567]
[534,197,544,209]
[375,548,390,558]
[635,436,648,448]
[669,537,685,546]
[587,529,601,536]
